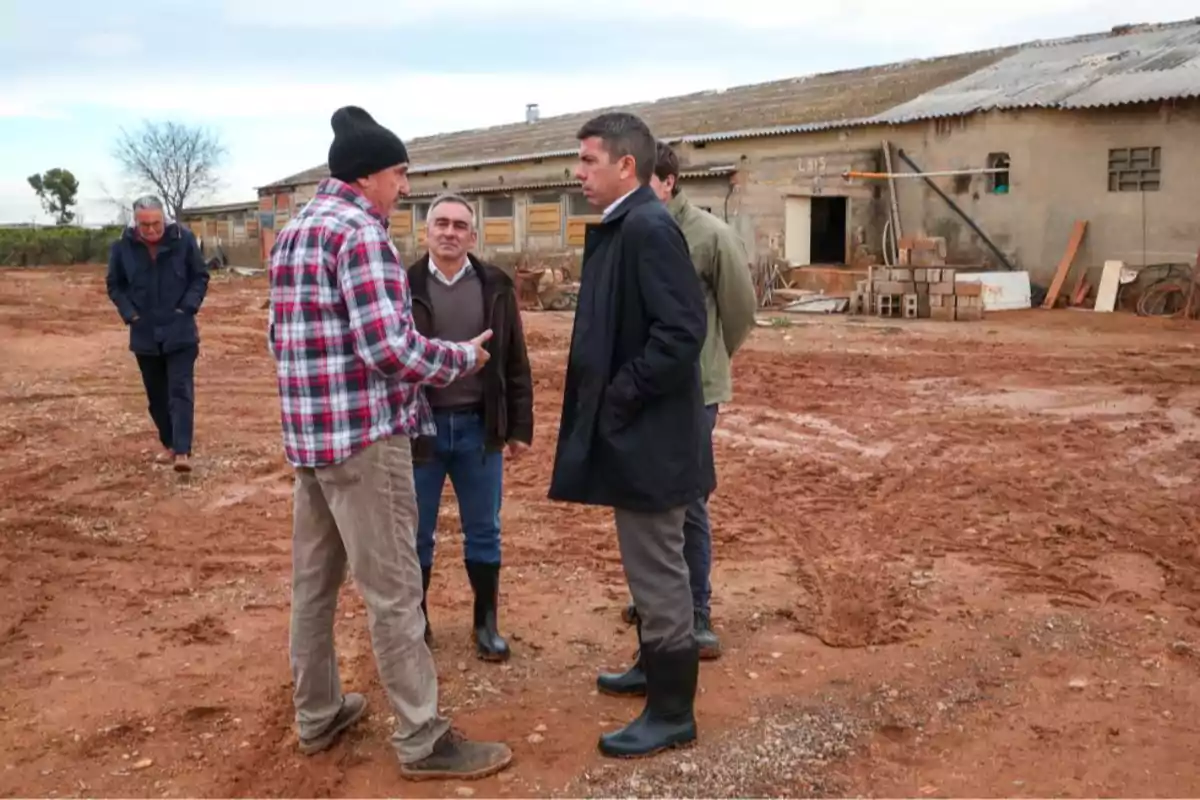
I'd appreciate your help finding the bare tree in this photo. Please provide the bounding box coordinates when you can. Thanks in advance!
[95,178,135,226]
[112,121,226,219]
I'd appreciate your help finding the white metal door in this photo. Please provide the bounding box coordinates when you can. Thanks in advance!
[784,196,812,266]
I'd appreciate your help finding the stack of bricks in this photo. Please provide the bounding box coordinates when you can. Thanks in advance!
[851,267,984,321]
[849,234,984,321]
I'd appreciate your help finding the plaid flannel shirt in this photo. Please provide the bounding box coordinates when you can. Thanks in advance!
[267,178,476,467]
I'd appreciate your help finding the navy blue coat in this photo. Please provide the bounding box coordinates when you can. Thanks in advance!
[548,185,716,513]
[105,223,210,355]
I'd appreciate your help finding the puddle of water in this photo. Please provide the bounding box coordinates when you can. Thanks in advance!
[723,407,893,459]
[956,387,1155,418]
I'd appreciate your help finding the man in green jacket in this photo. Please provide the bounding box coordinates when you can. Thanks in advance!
[616,140,757,660]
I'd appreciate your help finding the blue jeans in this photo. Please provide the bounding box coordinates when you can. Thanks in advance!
[414,409,503,570]
[684,404,720,615]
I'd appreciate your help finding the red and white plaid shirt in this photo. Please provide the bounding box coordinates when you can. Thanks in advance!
[267,178,475,467]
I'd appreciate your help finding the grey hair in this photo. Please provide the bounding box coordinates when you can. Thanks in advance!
[427,192,476,227]
[132,195,165,213]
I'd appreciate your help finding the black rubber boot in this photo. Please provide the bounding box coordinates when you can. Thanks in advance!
[597,617,647,697]
[694,609,722,660]
[598,641,699,758]
[465,561,510,662]
[420,566,433,646]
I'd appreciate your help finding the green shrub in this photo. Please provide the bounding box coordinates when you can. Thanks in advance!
[0,226,124,267]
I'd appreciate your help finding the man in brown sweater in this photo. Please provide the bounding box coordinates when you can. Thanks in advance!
[408,193,534,662]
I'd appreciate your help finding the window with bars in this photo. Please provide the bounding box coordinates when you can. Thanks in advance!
[1108,147,1161,192]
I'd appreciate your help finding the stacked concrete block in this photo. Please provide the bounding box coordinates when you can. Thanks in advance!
[850,262,984,322]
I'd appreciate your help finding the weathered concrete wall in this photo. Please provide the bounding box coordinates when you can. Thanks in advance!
[679,135,881,263]
[258,100,1200,281]
[880,101,1200,285]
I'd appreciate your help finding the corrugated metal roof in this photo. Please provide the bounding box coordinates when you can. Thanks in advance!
[259,47,1007,190]
[404,165,737,199]
[874,21,1200,122]
[680,117,879,143]
[178,200,258,216]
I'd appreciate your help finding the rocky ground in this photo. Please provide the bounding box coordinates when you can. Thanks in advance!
[2,266,1200,798]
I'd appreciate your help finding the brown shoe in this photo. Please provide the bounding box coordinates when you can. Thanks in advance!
[154,449,174,465]
[173,454,192,473]
[399,728,512,781]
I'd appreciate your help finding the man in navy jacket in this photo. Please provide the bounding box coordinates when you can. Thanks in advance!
[106,196,210,473]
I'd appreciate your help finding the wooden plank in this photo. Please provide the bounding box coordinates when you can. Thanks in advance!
[566,217,600,246]
[1041,220,1088,309]
[388,209,413,236]
[527,204,562,234]
[1093,260,1122,312]
[1070,280,1090,306]
[483,219,513,246]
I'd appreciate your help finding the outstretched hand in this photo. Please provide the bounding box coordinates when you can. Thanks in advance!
[464,329,493,374]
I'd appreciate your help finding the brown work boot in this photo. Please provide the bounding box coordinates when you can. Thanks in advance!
[174,454,192,473]
[399,728,513,781]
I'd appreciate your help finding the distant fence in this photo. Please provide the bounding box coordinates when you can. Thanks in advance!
[0,226,123,267]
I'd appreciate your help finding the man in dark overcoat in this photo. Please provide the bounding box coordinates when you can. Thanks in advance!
[548,111,714,759]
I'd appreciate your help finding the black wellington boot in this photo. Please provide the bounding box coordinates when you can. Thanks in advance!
[420,565,434,646]
[465,561,510,662]
[597,617,647,697]
[598,640,699,758]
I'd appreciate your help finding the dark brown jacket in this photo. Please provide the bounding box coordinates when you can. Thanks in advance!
[408,253,533,462]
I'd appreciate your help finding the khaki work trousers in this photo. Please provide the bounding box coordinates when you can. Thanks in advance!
[289,436,449,763]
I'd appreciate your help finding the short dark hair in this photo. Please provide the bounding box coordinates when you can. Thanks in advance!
[576,112,656,185]
[653,140,681,197]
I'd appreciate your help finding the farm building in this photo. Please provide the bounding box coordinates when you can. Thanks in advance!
[256,18,1200,287]
[177,200,259,266]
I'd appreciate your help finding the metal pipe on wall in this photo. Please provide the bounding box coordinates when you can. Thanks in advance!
[843,167,1009,180]
[894,149,1016,272]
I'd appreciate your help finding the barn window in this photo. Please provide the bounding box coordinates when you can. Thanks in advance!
[530,192,561,205]
[987,152,1010,193]
[568,192,594,216]
[483,196,514,218]
[1108,147,1161,192]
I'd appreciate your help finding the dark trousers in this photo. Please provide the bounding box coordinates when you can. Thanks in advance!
[683,404,720,614]
[413,409,504,570]
[135,346,198,456]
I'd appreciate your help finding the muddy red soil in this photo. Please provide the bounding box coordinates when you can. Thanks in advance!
[2,266,1200,798]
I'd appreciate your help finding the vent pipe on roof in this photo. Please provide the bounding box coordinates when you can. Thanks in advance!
[526,103,539,123]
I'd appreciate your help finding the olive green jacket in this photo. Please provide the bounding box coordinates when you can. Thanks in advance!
[667,192,758,406]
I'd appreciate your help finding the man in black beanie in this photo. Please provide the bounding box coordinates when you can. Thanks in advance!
[268,105,511,781]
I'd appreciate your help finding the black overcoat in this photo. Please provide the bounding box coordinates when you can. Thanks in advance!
[548,185,716,513]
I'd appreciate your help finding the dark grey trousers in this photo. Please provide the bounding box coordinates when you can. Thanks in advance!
[613,506,693,652]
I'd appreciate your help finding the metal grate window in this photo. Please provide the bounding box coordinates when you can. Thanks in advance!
[1108,147,1161,192]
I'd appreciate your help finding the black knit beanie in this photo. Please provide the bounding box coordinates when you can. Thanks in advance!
[327,106,409,183]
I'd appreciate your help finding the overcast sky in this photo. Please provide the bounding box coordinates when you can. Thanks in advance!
[0,0,1194,224]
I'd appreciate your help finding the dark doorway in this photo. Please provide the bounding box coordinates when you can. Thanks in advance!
[810,196,847,263]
